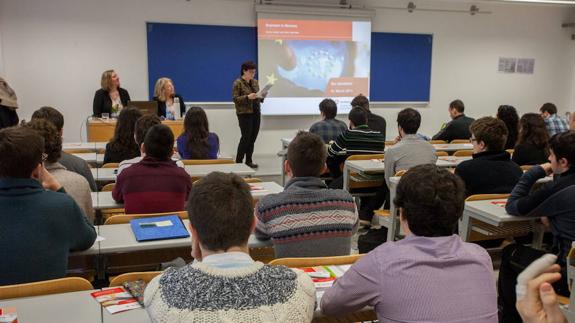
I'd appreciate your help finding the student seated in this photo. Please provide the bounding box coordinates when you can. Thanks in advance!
[113,124,192,214]
[512,113,550,166]
[23,119,94,222]
[540,102,569,137]
[320,164,497,322]
[499,131,575,322]
[255,131,358,258]
[144,172,315,322]
[31,106,97,191]
[358,108,438,224]
[351,94,386,139]
[326,107,386,180]
[497,105,519,150]
[455,116,522,196]
[117,114,184,175]
[309,98,348,144]
[103,107,143,164]
[432,99,475,142]
[177,106,219,159]
[0,127,96,286]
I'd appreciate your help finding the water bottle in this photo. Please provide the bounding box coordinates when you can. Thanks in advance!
[173,97,180,119]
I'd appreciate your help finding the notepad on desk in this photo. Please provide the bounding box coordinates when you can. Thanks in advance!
[130,215,190,242]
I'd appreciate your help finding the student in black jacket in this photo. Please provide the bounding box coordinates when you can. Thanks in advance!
[454,117,522,196]
[152,77,186,120]
[432,99,475,142]
[350,94,386,140]
[499,131,575,323]
[93,69,131,117]
[512,113,550,166]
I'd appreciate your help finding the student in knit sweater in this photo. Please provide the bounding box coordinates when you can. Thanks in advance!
[0,127,96,285]
[255,131,358,258]
[144,172,315,322]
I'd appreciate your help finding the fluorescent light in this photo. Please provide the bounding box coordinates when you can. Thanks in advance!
[496,0,575,4]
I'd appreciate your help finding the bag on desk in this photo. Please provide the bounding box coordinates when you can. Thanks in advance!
[123,279,147,306]
[358,227,387,254]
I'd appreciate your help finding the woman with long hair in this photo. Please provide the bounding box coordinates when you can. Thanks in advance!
[103,107,143,164]
[512,113,550,166]
[177,106,219,159]
[93,69,131,118]
[153,77,186,120]
[497,105,519,150]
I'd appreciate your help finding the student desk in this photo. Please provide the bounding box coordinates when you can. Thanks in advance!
[92,182,283,210]
[461,199,544,248]
[91,163,256,182]
[0,290,101,323]
[62,142,107,152]
[72,152,104,165]
[432,143,473,152]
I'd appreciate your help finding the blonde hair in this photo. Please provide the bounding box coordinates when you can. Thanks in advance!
[154,77,174,102]
[100,70,115,91]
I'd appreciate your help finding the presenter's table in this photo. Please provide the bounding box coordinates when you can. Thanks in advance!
[88,118,183,142]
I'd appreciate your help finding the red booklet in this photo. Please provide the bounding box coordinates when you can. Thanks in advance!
[0,308,17,323]
[91,287,142,314]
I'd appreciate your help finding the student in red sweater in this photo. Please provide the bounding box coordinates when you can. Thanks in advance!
[113,124,192,214]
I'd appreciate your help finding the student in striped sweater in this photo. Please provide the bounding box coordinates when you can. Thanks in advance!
[255,132,358,258]
[326,107,386,180]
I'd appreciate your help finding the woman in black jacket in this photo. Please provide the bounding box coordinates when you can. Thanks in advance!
[512,113,550,166]
[93,70,131,117]
[152,77,185,120]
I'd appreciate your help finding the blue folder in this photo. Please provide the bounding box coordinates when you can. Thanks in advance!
[130,215,190,242]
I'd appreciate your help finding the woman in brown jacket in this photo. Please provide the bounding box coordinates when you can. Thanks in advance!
[232,61,264,168]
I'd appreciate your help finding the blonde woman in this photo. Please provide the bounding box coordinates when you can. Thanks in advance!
[92,69,131,117]
[153,77,185,120]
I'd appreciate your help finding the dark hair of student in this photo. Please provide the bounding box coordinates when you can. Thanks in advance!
[0,127,44,178]
[187,172,253,251]
[449,99,465,113]
[397,108,421,134]
[22,119,62,163]
[549,131,575,166]
[183,106,213,159]
[517,113,549,153]
[470,117,508,152]
[497,105,519,149]
[319,99,338,120]
[394,164,465,237]
[240,61,257,76]
[144,124,174,160]
[31,106,64,131]
[350,94,369,112]
[108,107,143,157]
[287,131,326,177]
[134,114,161,146]
[348,107,368,127]
[540,102,558,115]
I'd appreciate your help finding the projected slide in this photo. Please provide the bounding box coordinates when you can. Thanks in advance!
[257,19,371,115]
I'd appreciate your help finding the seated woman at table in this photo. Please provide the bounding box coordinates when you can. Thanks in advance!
[512,113,550,166]
[321,164,498,322]
[177,106,219,159]
[93,69,131,118]
[153,77,186,120]
[103,107,142,164]
[23,119,94,222]
[144,172,315,322]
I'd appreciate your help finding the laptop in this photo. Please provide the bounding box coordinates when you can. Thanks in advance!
[128,101,158,116]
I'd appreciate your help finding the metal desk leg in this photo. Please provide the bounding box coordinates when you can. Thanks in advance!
[532,221,545,250]
[386,183,397,242]
[459,211,472,242]
[343,163,349,193]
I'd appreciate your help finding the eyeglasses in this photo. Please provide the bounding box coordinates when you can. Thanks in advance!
[41,153,48,163]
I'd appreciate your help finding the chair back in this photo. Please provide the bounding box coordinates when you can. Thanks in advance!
[109,271,162,287]
[506,149,514,156]
[101,183,115,192]
[181,159,234,165]
[450,139,471,144]
[435,151,448,157]
[269,254,364,267]
[102,163,119,168]
[384,141,396,146]
[453,150,474,157]
[63,148,95,154]
[346,154,384,161]
[0,277,93,300]
[465,193,510,202]
[520,165,534,171]
[104,210,188,225]
[429,140,447,144]
[243,177,262,183]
